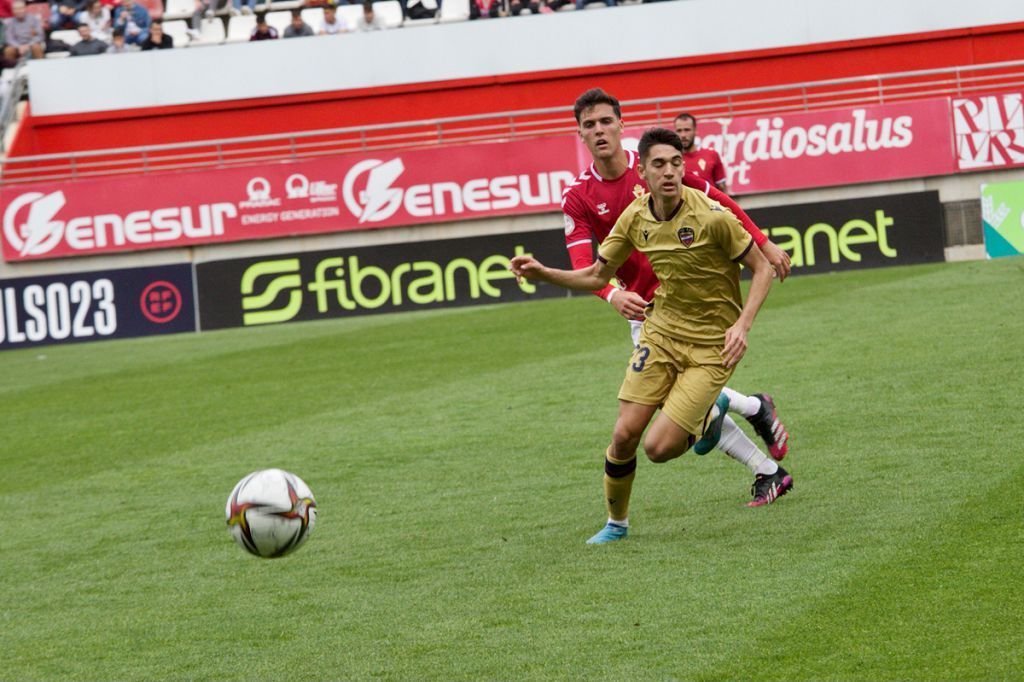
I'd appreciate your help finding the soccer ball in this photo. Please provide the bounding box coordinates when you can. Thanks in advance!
[225,469,317,558]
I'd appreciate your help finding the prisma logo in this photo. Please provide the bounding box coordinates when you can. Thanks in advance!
[239,246,537,326]
[341,157,574,224]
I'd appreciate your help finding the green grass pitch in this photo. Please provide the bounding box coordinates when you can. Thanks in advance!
[2,258,1023,681]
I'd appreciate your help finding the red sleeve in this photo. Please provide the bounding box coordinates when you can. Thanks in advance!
[702,183,768,248]
[710,150,727,186]
[563,191,617,301]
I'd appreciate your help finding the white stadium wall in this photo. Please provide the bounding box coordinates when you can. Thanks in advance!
[27,0,1024,117]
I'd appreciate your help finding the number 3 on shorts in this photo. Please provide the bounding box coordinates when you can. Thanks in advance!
[632,346,650,372]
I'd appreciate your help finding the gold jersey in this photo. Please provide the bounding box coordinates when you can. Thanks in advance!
[597,187,753,345]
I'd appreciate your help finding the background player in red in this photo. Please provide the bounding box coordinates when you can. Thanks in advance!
[675,112,729,194]
[563,88,790,505]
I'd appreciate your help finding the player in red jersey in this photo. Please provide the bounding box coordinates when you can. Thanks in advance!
[563,88,790,506]
[674,112,729,194]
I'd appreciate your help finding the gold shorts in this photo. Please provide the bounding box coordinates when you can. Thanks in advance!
[618,326,734,436]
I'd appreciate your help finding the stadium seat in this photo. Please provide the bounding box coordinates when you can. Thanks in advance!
[225,13,256,42]
[374,0,403,28]
[438,0,469,23]
[264,10,292,34]
[337,3,362,27]
[198,16,226,43]
[301,7,324,30]
[162,18,192,46]
[268,0,303,10]
[164,0,194,20]
[49,29,82,46]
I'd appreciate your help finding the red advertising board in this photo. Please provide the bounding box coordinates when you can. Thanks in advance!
[609,99,956,195]
[1,137,579,261]
[952,92,1024,171]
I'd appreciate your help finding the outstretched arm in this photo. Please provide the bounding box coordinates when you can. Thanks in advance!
[510,256,618,292]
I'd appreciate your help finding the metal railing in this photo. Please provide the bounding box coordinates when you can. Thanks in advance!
[2,58,1023,186]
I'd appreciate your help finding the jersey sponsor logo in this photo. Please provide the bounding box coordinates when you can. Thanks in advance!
[677,227,695,247]
[2,189,237,259]
[563,213,575,236]
[343,157,574,225]
[596,202,610,216]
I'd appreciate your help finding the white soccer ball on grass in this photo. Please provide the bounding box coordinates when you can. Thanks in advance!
[225,468,317,558]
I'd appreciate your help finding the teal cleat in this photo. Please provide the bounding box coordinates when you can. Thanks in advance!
[586,522,628,545]
[693,393,731,455]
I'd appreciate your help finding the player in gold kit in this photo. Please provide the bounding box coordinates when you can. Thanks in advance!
[511,127,789,544]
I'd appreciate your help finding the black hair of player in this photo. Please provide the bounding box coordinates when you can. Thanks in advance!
[638,127,683,162]
[573,88,622,124]
[674,112,697,126]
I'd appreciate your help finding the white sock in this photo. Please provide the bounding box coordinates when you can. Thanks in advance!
[717,416,778,476]
[608,518,628,528]
[721,387,761,418]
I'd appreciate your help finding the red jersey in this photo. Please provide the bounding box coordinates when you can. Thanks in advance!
[561,150,765,301]
[684,147,727,187]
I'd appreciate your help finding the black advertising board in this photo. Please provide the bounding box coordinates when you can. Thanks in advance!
[0,263,196,350]
[745,191,946,275]
[196,229,570,331]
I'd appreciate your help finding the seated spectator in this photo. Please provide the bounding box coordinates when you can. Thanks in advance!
[469,0,503,19]
[282,8,312,38]
[508,0,539,13]
[355,0,384,30]
[51,0,84,31]
[249,13,277,40]
[113,0,151,46]
[107,26,138,52]
[575,0,614,7]
[542,0,570,10]
[404,0,437,20]
[319,2,348,34]
[3,1,44,62]
[189,0,221,37]
[231,0,256,15]
[69,22,108,55]
[78,0,112,42]
[141,18,173,49]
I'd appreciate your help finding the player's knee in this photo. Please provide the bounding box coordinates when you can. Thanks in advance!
[644,433,694,463]
[611,423,642,453]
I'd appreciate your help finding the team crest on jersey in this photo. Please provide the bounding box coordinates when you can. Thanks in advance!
[677,227,695,247]
[698,159,707,170]
[563,213,575,236]
[632,184,644,198]
[596,202,610,215]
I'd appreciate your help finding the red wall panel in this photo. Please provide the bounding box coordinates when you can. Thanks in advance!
[10,21,1024,158]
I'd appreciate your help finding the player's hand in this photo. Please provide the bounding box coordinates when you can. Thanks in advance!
[610,290,648,321]
[509,255,545,283]
[760,240,791,282]
[721,323,749,368]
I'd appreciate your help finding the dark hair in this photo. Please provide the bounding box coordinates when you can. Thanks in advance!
[291,8,303,17]
[255,12,267,23]
[112,26,124,37]
[674,112,697,126]
[363,0,373,8]
[638,127,683,162]
[573,88,621,124]
[151,18,162,26]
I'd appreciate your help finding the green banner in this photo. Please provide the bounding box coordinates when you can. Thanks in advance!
[981,180,1024,258]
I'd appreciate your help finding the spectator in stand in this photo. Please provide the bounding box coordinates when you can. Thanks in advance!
[113,0,151,46]
[231,0,256,16]
[318,2,348,34]
[674,112,729,193]
[542,0,570,10]
[188,0,221,38]
[469,0,503,19]
[282,8,312,38]
[107,26,137,52]
[3,1,45,62]
[78,0,112,42]
[69,22,108,54]
[141,18,173,48]
[249,13,277,40]
[508,0,539,14]
[575,0,614,8]
[52,0,84,31]
[355,0,384,30]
